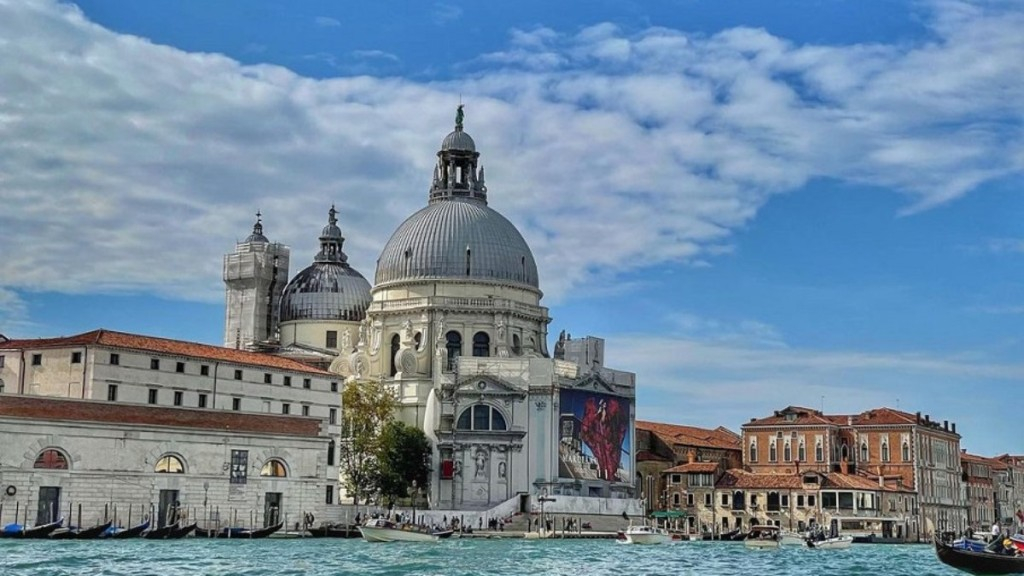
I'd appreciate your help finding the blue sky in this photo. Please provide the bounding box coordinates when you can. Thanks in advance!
[0,0,1021,454]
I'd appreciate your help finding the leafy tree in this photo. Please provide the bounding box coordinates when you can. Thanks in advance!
[338,378,396,505]
[377,420,432,508]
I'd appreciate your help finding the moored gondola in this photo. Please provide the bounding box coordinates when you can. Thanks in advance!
[165,522,197,540]
[104,519,151,539]
[195,522,283,539]
[306,523,361,538]
[142,522,179,539]
[50,521,113,540]
[935,538,1024,574]
[0,517,64,539]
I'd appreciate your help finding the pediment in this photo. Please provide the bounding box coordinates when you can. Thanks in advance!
[455,375,523,396]
[568,372,617,394]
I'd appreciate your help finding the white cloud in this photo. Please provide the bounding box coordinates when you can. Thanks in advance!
[432,3,463,25]
[351,50,400,62]
[0,0,1021,308]
[986,238,1024,254]
[0,288,35,337]
[314,16,340,28]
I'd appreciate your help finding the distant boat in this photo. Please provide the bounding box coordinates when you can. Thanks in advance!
[619,523,672,545]
[807,535,854,550]
[358,518,441,543]
[165,522,197,540]
[306,523,360,538]
[143,522,179,539]
[0,518,64,539]
[194,522,283,539]
[744,525,781,549]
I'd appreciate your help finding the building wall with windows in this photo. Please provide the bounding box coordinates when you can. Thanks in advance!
[0,396,335,530]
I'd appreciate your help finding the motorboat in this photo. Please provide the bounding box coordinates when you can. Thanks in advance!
[358,518,441,543]
[620,523,672,545]
[807,535,854,549]
[744,525,781,549]
[779,530,806,546]
[935,538,1024,574]
[952,536,990,553]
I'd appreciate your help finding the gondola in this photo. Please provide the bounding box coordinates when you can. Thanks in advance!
[0,517,64,539]
[935,538,1024,574]
[49,521,113,540]
[306,524,361,538]
[165,522,197,540]
[104,519,151,539]
[195,522,283,539]
[142,522,179,539]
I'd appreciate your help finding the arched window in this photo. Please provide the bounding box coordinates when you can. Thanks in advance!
[472,332,490,357]
[456,404,507,431]
[260,459,287,477]
[445,331,462,371]
[686,493,694,506]
[902,441,910,462]
[841,442,849,461]
[512,334,521,356]
[783,441,792,462]
[34,449,68,470]
[154,454,184,473]
[749,440,758,463]
[769,441,777,462]
[860,442,868,462]
[390,334,401,376]
[798,441,806,462]
[881,442,890,463]
[815,441,824,462]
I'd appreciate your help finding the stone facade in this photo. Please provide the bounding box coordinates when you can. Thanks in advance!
[222,216,290,349]
[0,396,334,530]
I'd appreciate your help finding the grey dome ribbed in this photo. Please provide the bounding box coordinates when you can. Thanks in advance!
[441,129,476,152]
[280,205,371,322]
[280,263,371,322]
[375,198,538,289]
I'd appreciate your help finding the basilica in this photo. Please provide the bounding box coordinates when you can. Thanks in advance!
[221,108,639,510]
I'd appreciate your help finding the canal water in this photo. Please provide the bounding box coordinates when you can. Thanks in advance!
[1,538,965,576]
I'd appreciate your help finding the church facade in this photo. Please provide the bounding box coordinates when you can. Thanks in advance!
[224,110,639,510]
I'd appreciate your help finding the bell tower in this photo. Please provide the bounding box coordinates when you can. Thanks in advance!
[223,212,291,349]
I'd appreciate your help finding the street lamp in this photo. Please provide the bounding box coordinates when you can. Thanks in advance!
[537,489,556,536]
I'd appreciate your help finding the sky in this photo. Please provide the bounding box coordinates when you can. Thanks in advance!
[0,0,1021,454]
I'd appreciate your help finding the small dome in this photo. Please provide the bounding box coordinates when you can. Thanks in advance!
[245,231,269,243]
[375,198,539,289]
[280,205,371,323]
[280,263,371,323]
[441,129,476,152]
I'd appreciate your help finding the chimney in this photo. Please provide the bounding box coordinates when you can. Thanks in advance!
[847,416,853,426]
[925,414,930,424]
[688,449,696,464]
[943,420,948,431]
[952,422,956,434]
[916,411,921,423]
[840,458,848,474]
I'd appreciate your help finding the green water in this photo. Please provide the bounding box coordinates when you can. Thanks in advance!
[0,538,965,576]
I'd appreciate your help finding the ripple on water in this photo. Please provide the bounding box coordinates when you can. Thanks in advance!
[0,538,966,576]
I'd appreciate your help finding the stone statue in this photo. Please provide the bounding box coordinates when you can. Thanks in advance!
[357,318,369,348]
[341,329,351,353]
[402,319,414,343]
[474,448,487,480]
[455,104,464,130]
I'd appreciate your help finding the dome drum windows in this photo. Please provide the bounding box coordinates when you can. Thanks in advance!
[445,331,462,371]
[472,332,490,357]
[456,404,507,432]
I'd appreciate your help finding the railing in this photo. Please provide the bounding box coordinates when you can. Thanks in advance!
[368,296,546,317]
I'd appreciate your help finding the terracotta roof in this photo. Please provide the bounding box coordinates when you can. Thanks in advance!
[821,473,886,491]
[743,406,835,427]
[0,395,323,437]
[635,420,741,451]
[664,462,719,474]
[962,452,1008,470]
[0,329,331,375]
[849,407,918,426]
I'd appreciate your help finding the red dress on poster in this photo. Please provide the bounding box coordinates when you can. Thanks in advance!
[580,397,628,481]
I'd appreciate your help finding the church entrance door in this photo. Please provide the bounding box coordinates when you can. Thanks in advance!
[264,492,282,527]
[36,486,60,526]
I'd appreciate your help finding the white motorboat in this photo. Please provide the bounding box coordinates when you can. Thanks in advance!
[744,525,781,549]
[779,530,806,546]
[620,523,672,545]
[807,535,854,549]
[358,518,440,543]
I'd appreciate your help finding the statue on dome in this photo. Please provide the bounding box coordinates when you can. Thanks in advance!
[455,104,464,131]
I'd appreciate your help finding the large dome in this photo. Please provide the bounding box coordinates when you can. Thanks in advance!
[375,198,539,289]
[280,206,372,322]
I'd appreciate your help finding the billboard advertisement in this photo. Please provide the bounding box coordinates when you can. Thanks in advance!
[558,389,632,483]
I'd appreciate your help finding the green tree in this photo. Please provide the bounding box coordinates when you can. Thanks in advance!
[377,420,432,508]
[338,378,396,505]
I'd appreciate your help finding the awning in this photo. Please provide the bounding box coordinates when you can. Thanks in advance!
[651,510,687,519]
